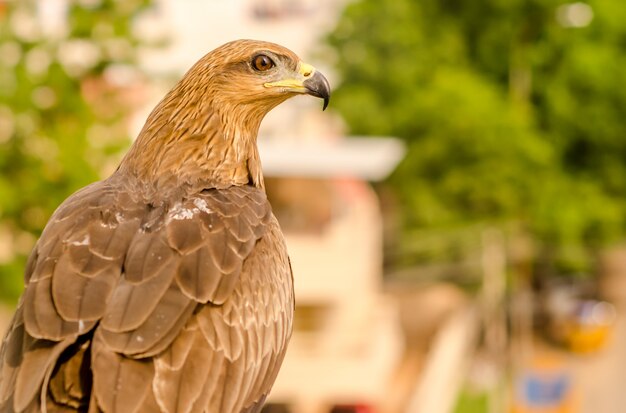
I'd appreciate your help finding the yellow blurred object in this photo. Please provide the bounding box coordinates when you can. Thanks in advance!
[565,301,616,354]
[566,322,612,353]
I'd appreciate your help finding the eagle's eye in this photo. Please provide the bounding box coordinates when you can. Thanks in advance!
[252,54,275,72]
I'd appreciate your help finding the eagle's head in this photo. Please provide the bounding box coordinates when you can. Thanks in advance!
[124,40,330,188]
[180,39,330,115]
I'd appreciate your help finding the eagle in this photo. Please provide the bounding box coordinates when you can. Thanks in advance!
[0,39,330,413]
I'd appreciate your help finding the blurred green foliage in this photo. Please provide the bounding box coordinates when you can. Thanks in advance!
[453,388,488,413]
[327,0,626,277]
[0,0,154,302]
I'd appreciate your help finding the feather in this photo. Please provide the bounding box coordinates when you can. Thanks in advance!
[87,218,141,261]
[153,327,213,413]
[0,308,24,405]
[165,218,205,255]
[92,334,154,413]
[98,283,194,357]
[14,337,76,412]
[101,262,177,334]
[124,231,176,284]
[51,262,119,322]
[47,338,92,410]
[22,278,84,341]
[176,245,222,303]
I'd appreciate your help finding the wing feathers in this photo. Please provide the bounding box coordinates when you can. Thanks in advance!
[22,278,84,341]
[47,339,92,410]
[153,326,213,413]
[14,337,76,412]
[92,334,154,413]
[99,284,195,357]
[172,187,270,304]
[196,306,243,361]
[64,242,114,277]
[51,262,119,322]
[154,323,195,371]
[1,183,292,413]
[177,247,222,303]
[88,218,140,260]
[133,386,161,413]
[101,263,177,334]
[0,309,25,406]
[213,268,242,304]
[165,219,205,255]
[125,232,175,284]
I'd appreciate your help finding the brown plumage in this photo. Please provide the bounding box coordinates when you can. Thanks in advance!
[0,39,330,413]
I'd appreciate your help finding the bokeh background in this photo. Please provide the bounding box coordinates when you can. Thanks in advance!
[1,0,625,412]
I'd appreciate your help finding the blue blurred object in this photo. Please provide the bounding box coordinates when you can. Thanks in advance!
[520,370,570,407]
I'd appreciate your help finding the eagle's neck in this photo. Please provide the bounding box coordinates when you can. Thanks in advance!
[118,86,266,193]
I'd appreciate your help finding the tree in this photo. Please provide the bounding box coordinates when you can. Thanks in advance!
[326,0,626,276]
[0,0,155,301]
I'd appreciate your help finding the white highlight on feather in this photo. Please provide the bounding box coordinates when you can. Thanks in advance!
[193,198,212,214]
[169,199,213,221]
[71,234,90,246]
[169,202,196,220]
[171,207,195,220]
[99,212,124,228]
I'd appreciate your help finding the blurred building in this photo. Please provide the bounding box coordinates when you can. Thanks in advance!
[260,139,404,413]
[136,0,345,74]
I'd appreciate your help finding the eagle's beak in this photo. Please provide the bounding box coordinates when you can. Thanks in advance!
[303,70,331,111]
[264,62,331,110]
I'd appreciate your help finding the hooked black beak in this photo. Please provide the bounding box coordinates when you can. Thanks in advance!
[303,71,331,111]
